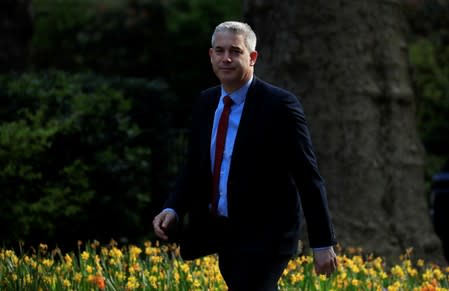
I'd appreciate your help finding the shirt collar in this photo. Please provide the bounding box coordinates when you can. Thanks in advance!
[220,76,253,106]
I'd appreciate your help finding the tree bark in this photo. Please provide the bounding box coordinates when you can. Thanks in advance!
[244,0,444,263]
[0,0,33,73]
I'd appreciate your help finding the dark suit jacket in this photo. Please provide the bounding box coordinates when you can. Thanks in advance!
[164,77,336,260]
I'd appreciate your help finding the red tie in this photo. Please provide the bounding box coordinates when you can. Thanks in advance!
[211,96,233,216]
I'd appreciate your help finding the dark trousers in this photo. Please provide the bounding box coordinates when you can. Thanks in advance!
[218,249,291,291]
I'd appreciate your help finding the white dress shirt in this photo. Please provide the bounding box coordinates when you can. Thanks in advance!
[210,77,252,216]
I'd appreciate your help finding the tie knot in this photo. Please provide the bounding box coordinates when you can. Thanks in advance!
[223,96,233,107]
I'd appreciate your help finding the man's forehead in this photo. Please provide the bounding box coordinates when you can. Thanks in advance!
[213,43,244,49]
[213,32,245,48]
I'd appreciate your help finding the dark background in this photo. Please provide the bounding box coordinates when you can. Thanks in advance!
[0,0,448,251]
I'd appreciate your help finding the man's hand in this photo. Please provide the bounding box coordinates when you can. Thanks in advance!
[152,210,177,241]
[313,246,338,276]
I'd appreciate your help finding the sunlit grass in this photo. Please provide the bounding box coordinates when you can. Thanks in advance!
[1,240,448,290]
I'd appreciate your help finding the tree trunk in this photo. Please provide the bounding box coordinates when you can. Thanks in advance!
[244,0,444,264]
[0,0,33,73]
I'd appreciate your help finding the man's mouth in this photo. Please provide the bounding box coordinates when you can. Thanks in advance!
[219,67,234,71]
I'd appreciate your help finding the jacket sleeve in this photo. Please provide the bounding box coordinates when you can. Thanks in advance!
[279,92,337,248]
[163,91,215,217]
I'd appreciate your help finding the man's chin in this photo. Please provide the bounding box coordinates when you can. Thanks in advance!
[219,78,237,86]
[218,72,238,82]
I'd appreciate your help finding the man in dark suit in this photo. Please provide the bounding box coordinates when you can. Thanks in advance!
[153,21,338,290]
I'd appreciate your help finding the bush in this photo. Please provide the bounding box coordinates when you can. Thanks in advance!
[30,0,241,126]
[405,0,449,183]
[0,70,170,248]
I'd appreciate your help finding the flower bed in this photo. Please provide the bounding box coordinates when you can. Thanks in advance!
[0,241,448,290]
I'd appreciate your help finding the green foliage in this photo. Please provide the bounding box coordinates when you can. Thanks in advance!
[0,71,157,247]
[31,0,241,126]
[31,0,165,77]
[31,0,241,73]
[406,1,449,175]
[409,38,449,156]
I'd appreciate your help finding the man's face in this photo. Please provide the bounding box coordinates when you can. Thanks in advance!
[209,31,258,92]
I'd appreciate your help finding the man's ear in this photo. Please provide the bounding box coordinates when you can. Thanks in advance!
[209,48,213,59]
[250,51,258,66]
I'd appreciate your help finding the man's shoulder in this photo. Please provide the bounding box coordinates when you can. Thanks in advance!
[252,77,298,102]
[192,85,220,109]
[200,85,221,97]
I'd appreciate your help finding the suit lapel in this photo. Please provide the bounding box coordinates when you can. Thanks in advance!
[203,78,261,177]
[229,78,261,173]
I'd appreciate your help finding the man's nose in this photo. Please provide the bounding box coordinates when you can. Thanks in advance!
[222,51,232,62]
